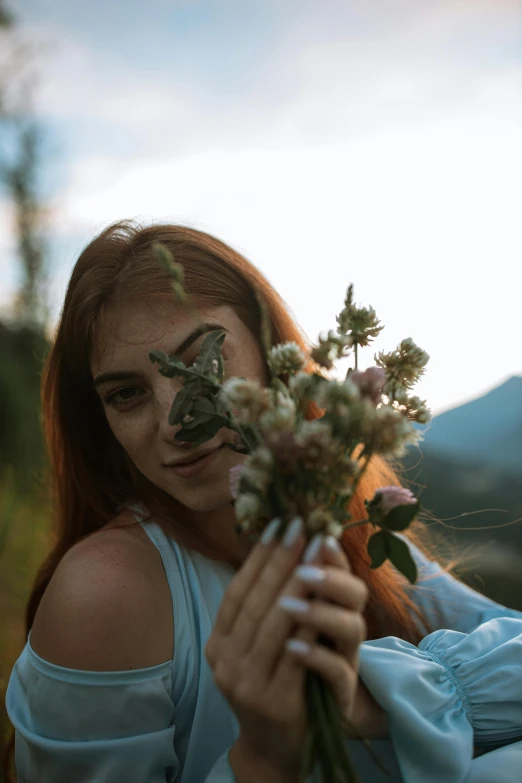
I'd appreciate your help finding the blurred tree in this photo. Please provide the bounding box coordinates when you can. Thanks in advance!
[0,1,50,492]
[0,0,50,328]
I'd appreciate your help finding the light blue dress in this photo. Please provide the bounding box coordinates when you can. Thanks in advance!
[5,508,522,783]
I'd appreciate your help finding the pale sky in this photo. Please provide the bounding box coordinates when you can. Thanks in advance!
[2,0,521,414]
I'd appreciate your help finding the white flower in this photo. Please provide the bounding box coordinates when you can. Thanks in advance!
[315,378,360,413]
[349,367,386,406]
[235,493,264,524]
[295,418,332,450]
[406,396,431,424]
[219,377,270,424]
[269,342,307,375]
[368,406,421,457]
[289,371,317,400]
[325,521,345,539]
[241,447,274,493]
[258,392,296,433]
[307,507,336,533]
[249,446,274,472]
[376,338,429,392]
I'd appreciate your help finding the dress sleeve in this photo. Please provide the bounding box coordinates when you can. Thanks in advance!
[5,636,236,783]
[358,540,522,783]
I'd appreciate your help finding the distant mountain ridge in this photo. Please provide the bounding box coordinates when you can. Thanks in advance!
[419,375,522,474]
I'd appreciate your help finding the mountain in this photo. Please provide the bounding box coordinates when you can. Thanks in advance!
[399,377,522,610]
[418,375,522,474]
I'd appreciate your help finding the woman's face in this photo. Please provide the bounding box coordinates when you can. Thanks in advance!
[91,298,268,514]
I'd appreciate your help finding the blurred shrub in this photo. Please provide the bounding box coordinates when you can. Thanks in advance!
[0,321,48,493]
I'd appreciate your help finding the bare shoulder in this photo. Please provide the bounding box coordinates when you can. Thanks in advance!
[30,518,174,671]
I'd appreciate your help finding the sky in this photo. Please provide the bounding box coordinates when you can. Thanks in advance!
[2,0,521,415]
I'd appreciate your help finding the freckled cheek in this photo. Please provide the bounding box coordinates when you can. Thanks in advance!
[106,411,156,465]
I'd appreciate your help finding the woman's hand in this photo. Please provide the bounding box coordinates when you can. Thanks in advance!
[280,534,389,738]
[204,516,372,779]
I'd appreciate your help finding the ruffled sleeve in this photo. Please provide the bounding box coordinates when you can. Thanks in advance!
[359,604,522,781]
[5,633,236,783]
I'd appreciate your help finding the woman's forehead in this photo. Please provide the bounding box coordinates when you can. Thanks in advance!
[90,299,232,374]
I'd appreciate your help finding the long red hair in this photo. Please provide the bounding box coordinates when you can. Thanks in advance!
[4,220,436,781]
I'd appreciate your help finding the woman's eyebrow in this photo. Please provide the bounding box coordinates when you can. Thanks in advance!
[93,370,141,388]
[169,322,227,358]
[93,323,227,388]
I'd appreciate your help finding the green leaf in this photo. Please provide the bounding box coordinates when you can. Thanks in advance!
[150,350,187,378]
[180,401,218,428]
[367,531,387,569]
[224,441,248,454]
[386,534,418,584]
[192,330,226,376]
[168,386,194,425]
[382,500,420,532]
[175,416,224,445]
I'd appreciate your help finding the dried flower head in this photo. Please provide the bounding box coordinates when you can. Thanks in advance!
[366,406,421,457]
[258,391,296,434]
[240,447,274,494]
[307,507,337,533]
[394,390,431,424]
[235,492,265,525]
[219,377,270,424]
[376,338,429,397]
[289,370,319,401]
[349,366,386,406]
[315,378,361,416]
[311,330,353,370]
[269,342,307,375]
[336,284,383,347]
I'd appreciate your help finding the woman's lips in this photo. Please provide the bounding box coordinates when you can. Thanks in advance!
[166,445,224,478]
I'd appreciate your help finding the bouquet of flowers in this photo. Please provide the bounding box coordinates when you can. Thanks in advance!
[151,242,431,782]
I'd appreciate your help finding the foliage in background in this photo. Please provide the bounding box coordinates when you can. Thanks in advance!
[1,3,51,778]
[0,322,48,493]
[0,484,51,783]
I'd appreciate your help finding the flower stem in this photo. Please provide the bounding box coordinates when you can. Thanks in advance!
[342,518,370,531]
[303,670,362,782]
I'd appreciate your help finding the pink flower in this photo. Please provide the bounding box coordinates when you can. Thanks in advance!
[229,464,244,500]
[375,486,417,516]
[350,366,386,405]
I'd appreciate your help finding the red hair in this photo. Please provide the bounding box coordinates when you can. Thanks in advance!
[4,220,435,781]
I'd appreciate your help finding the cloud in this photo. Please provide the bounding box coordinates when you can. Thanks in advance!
[22,0,521,157]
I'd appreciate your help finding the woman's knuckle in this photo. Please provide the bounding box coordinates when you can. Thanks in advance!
[224,583,242,610]
[353,576,369,605]
[356,612,367,642]
[233,679,261,710]
[213,659,235,692]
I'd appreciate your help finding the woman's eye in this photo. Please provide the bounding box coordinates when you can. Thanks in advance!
[103,386,145,410]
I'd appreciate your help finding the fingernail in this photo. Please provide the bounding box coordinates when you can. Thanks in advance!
[282,517,303,548]
[296,565,326,583]
[303,534,324,563]
[260,517,282,546]
[278,596,309,614]
[286,639,311,655]
[325,535,342,554]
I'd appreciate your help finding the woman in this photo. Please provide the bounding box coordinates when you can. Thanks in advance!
[4,221,522,783]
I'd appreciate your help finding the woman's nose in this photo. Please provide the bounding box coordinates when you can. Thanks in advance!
[157,382,185,442]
